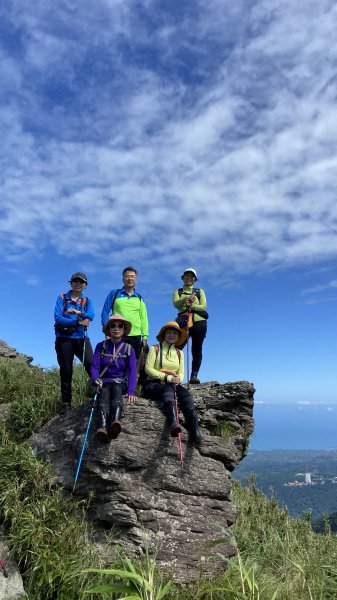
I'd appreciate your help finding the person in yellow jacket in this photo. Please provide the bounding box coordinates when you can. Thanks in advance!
[172,267,207,384]
[143,321,203,446]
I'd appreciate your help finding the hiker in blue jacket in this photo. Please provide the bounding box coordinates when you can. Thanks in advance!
[54,272,94,413]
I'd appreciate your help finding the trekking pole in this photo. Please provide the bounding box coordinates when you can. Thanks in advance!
[72,386,99,493]
[78,327,87,406]
[186,307,192,388]
[173,383,183,469]
[0,558,8,578]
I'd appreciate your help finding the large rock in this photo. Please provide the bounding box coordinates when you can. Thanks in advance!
[0,533,26,600]
[0,340,33,364]
[31,381,254,581]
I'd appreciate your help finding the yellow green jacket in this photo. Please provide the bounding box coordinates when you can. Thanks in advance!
[145,341,184,383]
[172,285,207,323]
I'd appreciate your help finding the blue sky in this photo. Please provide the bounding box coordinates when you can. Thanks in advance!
[1,0,337,404]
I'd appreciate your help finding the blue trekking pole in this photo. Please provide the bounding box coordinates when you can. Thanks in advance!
[78,327,87,406]
[72,386,99,493]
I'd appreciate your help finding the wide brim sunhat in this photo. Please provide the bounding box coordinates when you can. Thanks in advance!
[103,313,132,336]
[156,321,187,346]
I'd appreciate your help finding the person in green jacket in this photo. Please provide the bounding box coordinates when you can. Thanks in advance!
[143,321,203,446]
[101,266,149,359]
[172,268,207,384]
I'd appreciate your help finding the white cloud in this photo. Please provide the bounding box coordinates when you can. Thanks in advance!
[1,0,337,279]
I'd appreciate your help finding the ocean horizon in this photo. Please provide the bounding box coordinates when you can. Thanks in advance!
[250,402,337,451]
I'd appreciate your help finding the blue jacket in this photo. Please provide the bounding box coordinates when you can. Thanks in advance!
[54,291,94,339]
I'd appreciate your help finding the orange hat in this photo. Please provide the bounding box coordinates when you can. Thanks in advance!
[156,321,187,346]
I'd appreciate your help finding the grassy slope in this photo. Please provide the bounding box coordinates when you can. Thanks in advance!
[1,356,337,600]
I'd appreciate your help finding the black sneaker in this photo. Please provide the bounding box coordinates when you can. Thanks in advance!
[61,403,71,415]
[189,373,200,384]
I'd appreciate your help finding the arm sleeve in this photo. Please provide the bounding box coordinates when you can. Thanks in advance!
[90,343,102,380]
[191,289,207,312]
[81,298,94,321]
[54,296,78,327]
[101,290,115,326]
[145,346,166,381]
[140,299,149,339]
[127,348,137,395]
[172,289,186,311]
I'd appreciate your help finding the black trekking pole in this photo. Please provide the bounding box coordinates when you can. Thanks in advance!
[0,558,8,578]
[72,386,99,493]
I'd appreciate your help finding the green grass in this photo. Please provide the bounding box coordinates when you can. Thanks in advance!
[1,356,337,600]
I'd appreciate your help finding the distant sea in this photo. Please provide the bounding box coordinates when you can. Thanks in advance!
[250,403,337,450]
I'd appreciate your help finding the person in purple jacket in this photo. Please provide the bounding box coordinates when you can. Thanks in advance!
[91,313,137,442]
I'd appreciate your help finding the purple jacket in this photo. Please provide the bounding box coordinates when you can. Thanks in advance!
[91,340,137,396]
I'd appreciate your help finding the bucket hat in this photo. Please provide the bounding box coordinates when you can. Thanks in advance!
[103,313,132,336]
[156,321,187,346]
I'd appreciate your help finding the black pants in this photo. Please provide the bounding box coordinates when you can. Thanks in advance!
[179,320,207,374]
[96,382,127,429]
[123,335,142,359]
[55,337,93,404]
[143,381,195,417]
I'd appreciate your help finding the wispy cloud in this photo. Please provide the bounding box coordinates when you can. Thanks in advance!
[1,0,337,279]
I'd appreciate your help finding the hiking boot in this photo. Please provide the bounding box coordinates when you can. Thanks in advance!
[61,402,71,415]
[109,405,122,439]
[186,411,204,447]
[166,403,181,437]
[96,427,109,443]
[170,422,182,437]
[96,402,108,442]
[189,373,200,384]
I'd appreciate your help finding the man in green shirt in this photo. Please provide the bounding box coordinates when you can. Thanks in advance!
[101,266,149,358]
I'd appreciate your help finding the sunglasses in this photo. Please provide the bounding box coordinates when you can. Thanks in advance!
[110,323,124,329]
[72,278,86,284]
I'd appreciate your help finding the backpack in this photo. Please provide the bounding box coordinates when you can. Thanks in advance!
[86,340,132,398]
[176,287,209,321]
[54,294,89,336]
[111,289,143,313]
[177,287,201,301]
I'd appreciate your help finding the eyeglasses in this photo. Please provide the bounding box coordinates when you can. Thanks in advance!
[110,323,124,329]
[72,278,86,284]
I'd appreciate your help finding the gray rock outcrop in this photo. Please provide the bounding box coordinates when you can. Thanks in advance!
[31,380,254,582]
[0,340,33,364]
[0,533,26,600]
